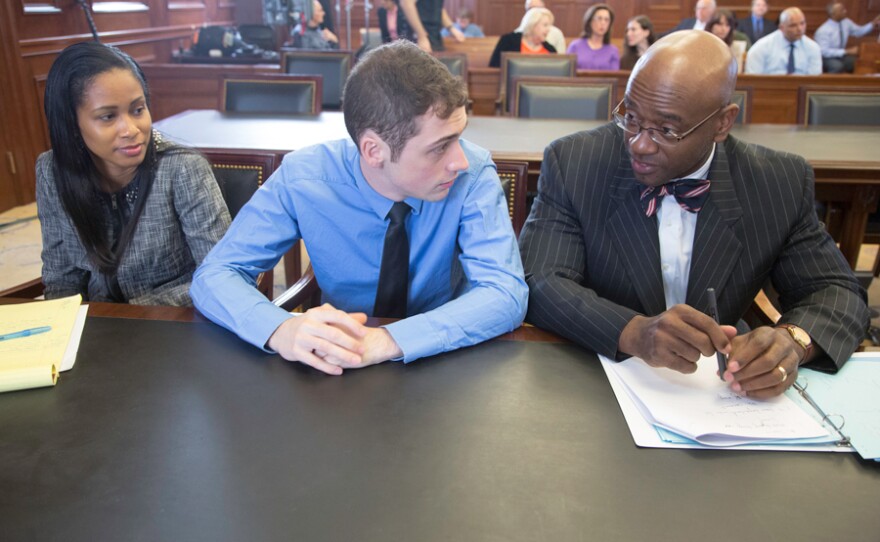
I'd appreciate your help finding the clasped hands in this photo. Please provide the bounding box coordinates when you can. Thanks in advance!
[618,304,806,399]
[267,303,403,376]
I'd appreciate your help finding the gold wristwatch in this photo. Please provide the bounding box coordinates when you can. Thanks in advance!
[776,324,812,363]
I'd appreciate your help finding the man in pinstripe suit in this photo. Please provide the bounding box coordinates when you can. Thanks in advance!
[520,30,867,399]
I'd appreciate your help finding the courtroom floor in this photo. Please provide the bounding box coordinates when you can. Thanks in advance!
[3,202,880,342]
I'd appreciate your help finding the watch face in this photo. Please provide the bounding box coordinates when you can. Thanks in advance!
[790,326,811,346]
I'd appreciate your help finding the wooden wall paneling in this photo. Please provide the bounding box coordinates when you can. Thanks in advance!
[0,0,51,211]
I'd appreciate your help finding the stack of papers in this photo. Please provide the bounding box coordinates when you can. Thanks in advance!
[601,354,851,453]
[0,295,88,393]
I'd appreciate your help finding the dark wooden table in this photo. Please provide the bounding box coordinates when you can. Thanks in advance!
[1,302,878,541]
[155,110,880,267]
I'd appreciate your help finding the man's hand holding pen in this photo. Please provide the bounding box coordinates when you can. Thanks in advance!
[618,303,812,398]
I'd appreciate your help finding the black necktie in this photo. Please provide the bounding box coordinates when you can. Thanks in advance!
[640,179,711,217]
[839,22,845,49]
[787,42,796,74]
[373,201,411,318]
[755,17,762,36]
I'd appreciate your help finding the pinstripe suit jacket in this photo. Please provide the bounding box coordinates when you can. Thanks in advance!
[519,123,868,370]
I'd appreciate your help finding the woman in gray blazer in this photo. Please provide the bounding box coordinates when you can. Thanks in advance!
[37,42,230,306]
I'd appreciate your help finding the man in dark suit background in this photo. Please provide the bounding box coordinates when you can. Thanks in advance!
[739,0,775,44]
[519,30,867,399]
[668,0,716,33]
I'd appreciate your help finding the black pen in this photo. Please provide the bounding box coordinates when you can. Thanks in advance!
[706,288,727,381]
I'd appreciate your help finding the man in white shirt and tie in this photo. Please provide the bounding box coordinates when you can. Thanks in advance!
[746,7,822,75]
[813,1,880,73]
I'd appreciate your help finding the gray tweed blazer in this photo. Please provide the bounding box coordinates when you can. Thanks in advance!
[36,143,230,306]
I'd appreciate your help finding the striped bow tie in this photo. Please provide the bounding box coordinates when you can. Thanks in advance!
[639,179,711,217]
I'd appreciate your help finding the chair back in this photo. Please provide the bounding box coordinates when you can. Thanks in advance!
[797,87,880,126]
[202,149,279,218]
[282,50,354,109]
[238,24,277,51]
[358,28,383,52]
[731,86,752,124]
[499,53,576,115]
[494,160,529,237]
[221,74,322,115]
[202,149,284,297]
[512,76,616,120]
[434,52,469,82]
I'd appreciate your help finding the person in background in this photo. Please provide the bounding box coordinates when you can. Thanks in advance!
[814,1,880,73]
[399,0,464,52]
[191,41,527,376]
[441,8,484,38]
[291,0,339,49]
[668,0,716,33]
[567,3,620,70]
[706,9,751,73]
[740,0,775,44]
[489,7,557,68]
[519,30,867,399]
[378,0,414,43]
[620,15,656,70]
[37,41,230,306]
[524,0,566,54]
[746,7,821,75]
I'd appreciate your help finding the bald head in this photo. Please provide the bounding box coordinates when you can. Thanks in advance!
[779,7,806,42]
[621,31,741,187]
[630,30,737,106]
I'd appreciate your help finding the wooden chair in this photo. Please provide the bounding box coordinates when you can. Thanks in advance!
[221,74,322,115]
[434,52,469,83]
[282,49,354,110]
[731,86,753,124]
[497,53,577,115]
[511,76,616,121]
[202,149,301,297]
[796,86,880,273]
[272,162,530,312]
[796,86,880,126]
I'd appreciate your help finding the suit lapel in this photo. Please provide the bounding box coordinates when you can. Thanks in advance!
[686,142,744,311]
[607,153,667,316]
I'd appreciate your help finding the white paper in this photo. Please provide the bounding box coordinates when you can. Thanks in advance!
[603,355,831,446]
[60,305,89,372]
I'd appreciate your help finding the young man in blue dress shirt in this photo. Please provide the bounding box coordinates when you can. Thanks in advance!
[191,41,528,375]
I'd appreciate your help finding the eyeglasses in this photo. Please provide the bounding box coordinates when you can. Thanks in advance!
[612,99,725,146]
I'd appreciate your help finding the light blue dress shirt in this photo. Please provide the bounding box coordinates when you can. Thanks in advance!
[745,30,822,75]
[814,18,875,58]
[191,138,528,363]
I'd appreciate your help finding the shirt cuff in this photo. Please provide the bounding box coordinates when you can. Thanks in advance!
[244,303,297,353]
[383,313,441,363]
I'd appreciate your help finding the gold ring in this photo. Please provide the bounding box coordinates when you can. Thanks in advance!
[777,365,787,383]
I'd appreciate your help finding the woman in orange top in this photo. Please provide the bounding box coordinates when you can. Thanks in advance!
[489,7,556,67]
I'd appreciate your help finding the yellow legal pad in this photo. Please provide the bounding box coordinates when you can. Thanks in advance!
[0,295,82,393]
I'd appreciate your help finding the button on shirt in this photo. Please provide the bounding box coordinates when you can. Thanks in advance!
[814,18,875,58]
[656,144,715,309]
[191,138,528,362]
[745,29,822,75]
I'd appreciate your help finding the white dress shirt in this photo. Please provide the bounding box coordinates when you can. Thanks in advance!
[657,144,715,309]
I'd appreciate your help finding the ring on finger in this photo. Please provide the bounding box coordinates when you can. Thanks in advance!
[776,365,787,384]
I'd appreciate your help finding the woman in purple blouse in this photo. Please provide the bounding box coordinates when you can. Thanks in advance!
[566,3,620,70]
